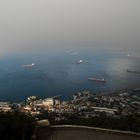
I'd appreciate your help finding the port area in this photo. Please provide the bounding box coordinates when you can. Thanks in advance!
[36,125,140,140]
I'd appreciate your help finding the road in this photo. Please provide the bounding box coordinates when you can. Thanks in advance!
[36,125,140,140]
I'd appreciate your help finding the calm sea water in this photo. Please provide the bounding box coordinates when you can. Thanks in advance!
[0,47,140,101]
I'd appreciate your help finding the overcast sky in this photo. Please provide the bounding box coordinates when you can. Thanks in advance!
[0,0,140,56]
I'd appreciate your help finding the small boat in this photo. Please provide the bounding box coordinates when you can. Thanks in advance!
[88,77,106,83]
[77,59,83,64]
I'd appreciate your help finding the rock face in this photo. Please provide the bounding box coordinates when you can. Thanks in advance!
[36,127,140,140]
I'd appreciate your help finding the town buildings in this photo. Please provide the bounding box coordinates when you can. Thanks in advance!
[0,88,140,121]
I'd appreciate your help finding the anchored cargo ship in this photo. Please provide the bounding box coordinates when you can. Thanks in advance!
[88,77,106,83]
[126,69,140,74]
[22,63,36,68]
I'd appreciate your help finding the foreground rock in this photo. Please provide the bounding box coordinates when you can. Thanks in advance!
[36,126,140,140]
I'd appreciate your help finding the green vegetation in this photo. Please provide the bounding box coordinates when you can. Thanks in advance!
[0,112,35,140]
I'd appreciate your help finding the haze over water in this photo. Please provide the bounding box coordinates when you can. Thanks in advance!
[0,46,140,101]
[0,0,140,101]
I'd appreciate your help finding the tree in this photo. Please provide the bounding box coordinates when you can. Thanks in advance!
[0,112,35,140]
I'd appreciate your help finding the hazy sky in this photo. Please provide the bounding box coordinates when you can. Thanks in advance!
[0,0,140,56]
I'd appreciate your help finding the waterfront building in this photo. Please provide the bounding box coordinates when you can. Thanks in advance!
[43,98,54,107]
[0,102,12,112]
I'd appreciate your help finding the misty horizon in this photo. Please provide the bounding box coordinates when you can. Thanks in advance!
[0,0,140,101]
[0,0,140,57]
